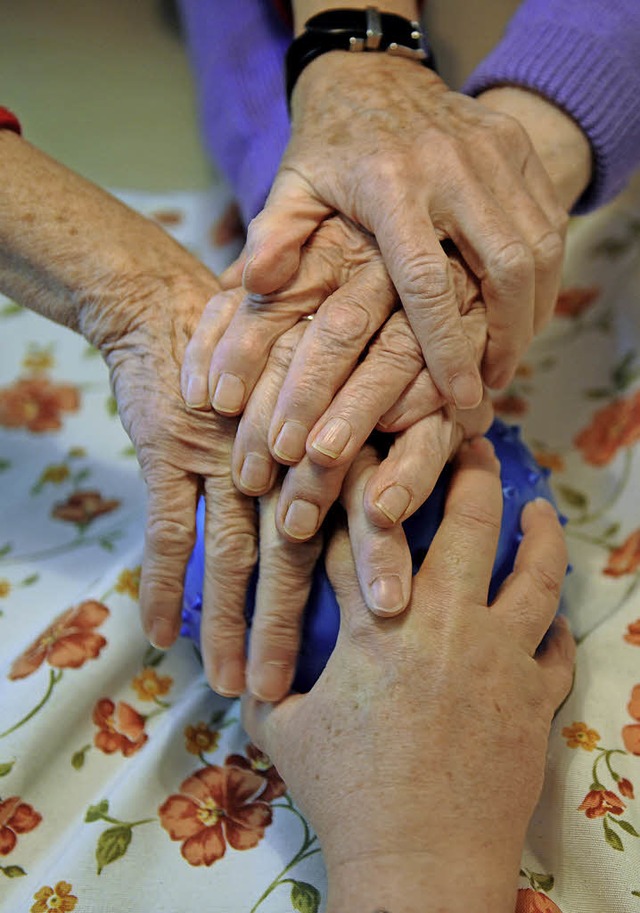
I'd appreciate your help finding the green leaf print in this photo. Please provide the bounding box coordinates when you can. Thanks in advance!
[96,825,132,874]
[291,881,321,913]
[603,817,624,852]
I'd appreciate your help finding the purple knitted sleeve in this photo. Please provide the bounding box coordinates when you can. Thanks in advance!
[177,0,292,224]
[463,0,640,212]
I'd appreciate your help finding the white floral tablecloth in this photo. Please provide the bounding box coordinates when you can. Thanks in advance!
[0,176,639,913]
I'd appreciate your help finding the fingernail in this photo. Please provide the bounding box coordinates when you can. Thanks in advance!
[273,420,308,463]
[370,575,405,615]
[374,485,412,524]
[240,452,273,493]
[215,658,245,697]
[184,375,209,408]
[283,499,320,539]
[310,417,352,459]
[450,371,483,409]
[149,617,176,650]
[213,373,245,414]
[249,660,290,702]
[532,497,557,516]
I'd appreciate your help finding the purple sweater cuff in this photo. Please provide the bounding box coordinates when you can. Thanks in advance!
[463,16,640,213]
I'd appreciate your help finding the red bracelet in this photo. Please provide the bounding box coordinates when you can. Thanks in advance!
[0,106,22,135]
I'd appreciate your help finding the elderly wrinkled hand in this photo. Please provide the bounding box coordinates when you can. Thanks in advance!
[239,52,568,405]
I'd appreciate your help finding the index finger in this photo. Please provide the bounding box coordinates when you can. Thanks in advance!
[374,211,483,410]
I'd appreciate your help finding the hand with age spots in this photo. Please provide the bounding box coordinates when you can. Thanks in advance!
[243,438,576,913]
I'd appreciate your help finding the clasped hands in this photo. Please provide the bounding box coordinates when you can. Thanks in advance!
[166,60,572,701]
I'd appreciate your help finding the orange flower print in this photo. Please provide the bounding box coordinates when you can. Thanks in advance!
[0,578,10,598]
[618,777,635,799]
[51,489,120,525]
[185,722,220,756]
[9,600,109,680]
[492,393,529,417]
[562,721,601,751]
[92,699,148,757]
[515,888,563,912]
[22,345,55,375]
[624,619,640,646]
[150,208,183,227]
[31,881,78,913]
[159,765,272,866]
[622,684,640,754]
[574,390,640,467]
[533,451,565,474]
[578,788,625,819]
[622,726,640,755]
[0,377,80,433]
[604,529,640,577]
[554,286,600,319]
[225,743,287,802]
[115,566,141,600]
[0,796,42,855]
[131,667,172,702]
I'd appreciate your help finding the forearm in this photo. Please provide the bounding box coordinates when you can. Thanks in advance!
[0,130,215,347]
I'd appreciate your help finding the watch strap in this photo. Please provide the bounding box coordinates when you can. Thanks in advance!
[286,7,436,104]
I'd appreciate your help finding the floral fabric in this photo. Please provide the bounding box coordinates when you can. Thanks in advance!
[1,178,639,912]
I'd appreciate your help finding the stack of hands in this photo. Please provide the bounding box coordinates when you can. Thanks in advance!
[0,53,591,911]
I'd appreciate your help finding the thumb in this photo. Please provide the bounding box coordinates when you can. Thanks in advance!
[243,170,331,295]
[241,691,304,760]
[219,248,247,290]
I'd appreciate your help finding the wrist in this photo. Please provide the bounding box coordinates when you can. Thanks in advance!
[477,86,592,210]
[325,851,520,913]
[290,47,444,123]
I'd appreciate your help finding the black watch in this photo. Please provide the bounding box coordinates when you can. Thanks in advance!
[285,7,436,105]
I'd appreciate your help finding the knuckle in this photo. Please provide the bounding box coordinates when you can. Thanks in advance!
[400,252,451,302]
[320,296,371,340]
[532,229,564,272]
[490,239,533,282]
[251,604,302,642]
[451,502,501,538]
[372,313,422,365]
[524,562,563,603]
[207,527,258,578]
[145,516,195,560]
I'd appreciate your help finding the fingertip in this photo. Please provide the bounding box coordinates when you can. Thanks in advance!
[367,573,408,616]
[520,497,563,535]
[147,616,179,651]
[209,657,246,698]
[449,369,484,410]
[211,372,247,416]
[182,372,211,410]
[457,434,499,470]
[247,660,293,703]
